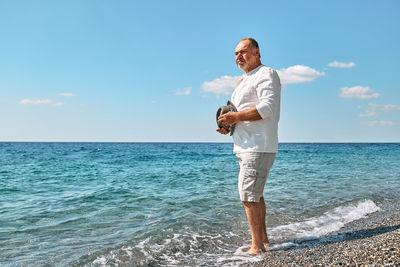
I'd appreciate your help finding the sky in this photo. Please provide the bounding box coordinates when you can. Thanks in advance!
[1,0,399,142]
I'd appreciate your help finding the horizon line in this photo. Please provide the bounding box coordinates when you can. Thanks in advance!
[0,141,399,144]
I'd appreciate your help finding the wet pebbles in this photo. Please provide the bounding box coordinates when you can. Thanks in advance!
[243,213,400,266]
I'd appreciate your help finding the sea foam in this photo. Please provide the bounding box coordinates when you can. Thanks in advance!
[91,200,381,267]
[270,199,381,241]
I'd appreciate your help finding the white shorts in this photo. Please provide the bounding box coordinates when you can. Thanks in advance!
[236,152,276,202]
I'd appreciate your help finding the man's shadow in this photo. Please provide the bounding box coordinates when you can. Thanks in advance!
[272,224,400,251]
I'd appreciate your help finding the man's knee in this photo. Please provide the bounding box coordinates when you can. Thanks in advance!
[242,201,260,208]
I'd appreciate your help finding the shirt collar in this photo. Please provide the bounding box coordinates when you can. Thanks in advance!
[244,64,263,77]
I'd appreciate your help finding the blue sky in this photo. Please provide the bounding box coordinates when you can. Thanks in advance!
[1,0,399,142]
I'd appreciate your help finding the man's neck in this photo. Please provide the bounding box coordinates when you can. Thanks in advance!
[245,62,262,73]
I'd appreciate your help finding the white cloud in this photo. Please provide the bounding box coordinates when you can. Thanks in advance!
[19,99,64,106]
[20,99,53,105]
[175,86,192,95]
[60,93,75,97]
[360,103,379,117]
[340,86,379,99]
[276,65,325,84]
[381,104,400,111]
[201,65,324,97]
[365,120,396,126]
[328,61,356,68]
[360,103,400,117]
[201,75,240,96]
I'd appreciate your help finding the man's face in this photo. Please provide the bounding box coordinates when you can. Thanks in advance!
[235,40,260,73]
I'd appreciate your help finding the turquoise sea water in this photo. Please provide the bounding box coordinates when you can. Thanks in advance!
[1,142,399,266]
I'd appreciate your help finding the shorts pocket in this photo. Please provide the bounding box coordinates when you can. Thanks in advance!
[239,168,258,192]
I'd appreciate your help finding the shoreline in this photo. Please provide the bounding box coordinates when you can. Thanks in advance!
[242,199,400,266]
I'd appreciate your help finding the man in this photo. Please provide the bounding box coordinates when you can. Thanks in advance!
[217,38,281,254]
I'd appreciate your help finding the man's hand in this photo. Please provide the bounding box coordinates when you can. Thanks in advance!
[216,127,230,135]
[216,107,262,136]
[216,111,239,135]
[218,112,239,127]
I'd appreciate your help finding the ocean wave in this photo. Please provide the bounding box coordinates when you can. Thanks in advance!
[269,199,381,248]
[85,200,381,266]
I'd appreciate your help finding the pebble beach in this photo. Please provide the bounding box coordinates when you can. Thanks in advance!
[243,201,400,267]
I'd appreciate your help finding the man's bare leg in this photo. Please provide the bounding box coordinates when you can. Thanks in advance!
[259,197,270,247]
[243,201,265,254]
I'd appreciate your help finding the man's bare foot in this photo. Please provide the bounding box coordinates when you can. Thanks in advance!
[246,248,261,255]
[264,242,270,247]
[246,247,266,255]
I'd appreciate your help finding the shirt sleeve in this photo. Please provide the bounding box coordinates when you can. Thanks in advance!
[255,70,281,120]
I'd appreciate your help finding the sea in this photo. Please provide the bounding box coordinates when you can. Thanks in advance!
[1,142,399,266]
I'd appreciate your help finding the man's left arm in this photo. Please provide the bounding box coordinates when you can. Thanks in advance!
[254,70,281,120]
[218,107,261,127]
[218,70,280,126]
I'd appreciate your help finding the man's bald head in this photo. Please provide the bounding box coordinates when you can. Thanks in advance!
[239,38,259,50]
[235,38,262,73]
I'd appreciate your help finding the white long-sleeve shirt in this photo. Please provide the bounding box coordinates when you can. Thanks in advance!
[231,65,281,153]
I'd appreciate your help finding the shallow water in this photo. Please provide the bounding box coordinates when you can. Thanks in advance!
[0,142,399,266]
